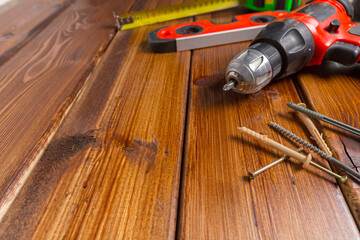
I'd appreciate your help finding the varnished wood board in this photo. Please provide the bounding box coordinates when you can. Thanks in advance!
[178,10,359,239]
[295,62,360,226]
[0,3,191,240]
[0,0,74,66]
[0,0,136,219]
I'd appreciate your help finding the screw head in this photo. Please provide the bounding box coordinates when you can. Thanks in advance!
[248,171,256,180]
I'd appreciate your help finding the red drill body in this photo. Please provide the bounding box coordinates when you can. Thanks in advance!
[225,0,360,93]
[287,0,360,66]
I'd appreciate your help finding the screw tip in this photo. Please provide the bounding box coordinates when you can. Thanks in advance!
[340,176,348,183]
[268,121,275,126]
[287,102,295,108]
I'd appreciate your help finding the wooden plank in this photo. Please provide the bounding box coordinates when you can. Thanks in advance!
[0,0,136,219]
[0,1,191,239]
[0,0,21,15]
[178,10,360,239]
[0,0,74,66]
[294,62,360,226]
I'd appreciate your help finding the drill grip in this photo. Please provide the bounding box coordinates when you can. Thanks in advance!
[323,41,360,66]
[252,18,315,78]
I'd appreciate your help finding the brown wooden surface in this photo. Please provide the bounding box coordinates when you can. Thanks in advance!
[0,0,359,239]
[0,19,191,239]
[0,0,135,214]
[177,10,360,239]
[0,0,73,66]
[295,62,360,225]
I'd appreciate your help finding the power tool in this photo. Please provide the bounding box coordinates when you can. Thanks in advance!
[224,0,360,94]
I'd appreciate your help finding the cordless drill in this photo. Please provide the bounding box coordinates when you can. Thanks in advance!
[224,0,360,94]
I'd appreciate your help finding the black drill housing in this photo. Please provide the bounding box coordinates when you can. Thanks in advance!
[250,18,315,79]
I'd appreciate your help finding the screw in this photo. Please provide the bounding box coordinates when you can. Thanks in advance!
[269,121,358,181]
[249,148,303,180]
[238,127,347,183]
[294,103,332,156]
[309,161,348,183]
[287,102,360,136]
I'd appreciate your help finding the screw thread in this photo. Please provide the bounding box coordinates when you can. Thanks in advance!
[269,122,330,160]
[269,121,360,180]
[287,102,323,120]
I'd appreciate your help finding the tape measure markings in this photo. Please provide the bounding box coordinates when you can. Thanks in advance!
[115,0,243,30]
[114,0,300,30]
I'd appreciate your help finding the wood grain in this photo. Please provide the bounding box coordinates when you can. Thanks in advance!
[0,0,73,66]
[1,0,360,239]
[0,1,191,239]
[178,10,360,239]
[0,0,135,221]
[294,62,360,226]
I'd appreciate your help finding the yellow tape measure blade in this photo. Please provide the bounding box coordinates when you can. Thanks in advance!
[116,0,242,30]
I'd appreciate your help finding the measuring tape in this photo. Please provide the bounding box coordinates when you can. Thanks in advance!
[114,0,300,30]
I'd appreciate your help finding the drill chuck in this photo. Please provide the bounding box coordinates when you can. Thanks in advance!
[225,43,282,94]
[224,17,315,94]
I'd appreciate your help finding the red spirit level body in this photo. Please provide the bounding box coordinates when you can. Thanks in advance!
[148,11,288,52]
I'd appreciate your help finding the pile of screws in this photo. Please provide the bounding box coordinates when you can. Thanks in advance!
[241,102,360,183]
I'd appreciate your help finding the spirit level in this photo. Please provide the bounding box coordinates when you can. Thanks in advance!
[114,0,300,30]
[147,11,287,52]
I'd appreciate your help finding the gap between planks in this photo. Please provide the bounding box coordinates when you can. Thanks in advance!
[291,74,360,228]
[0,29,118,222]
